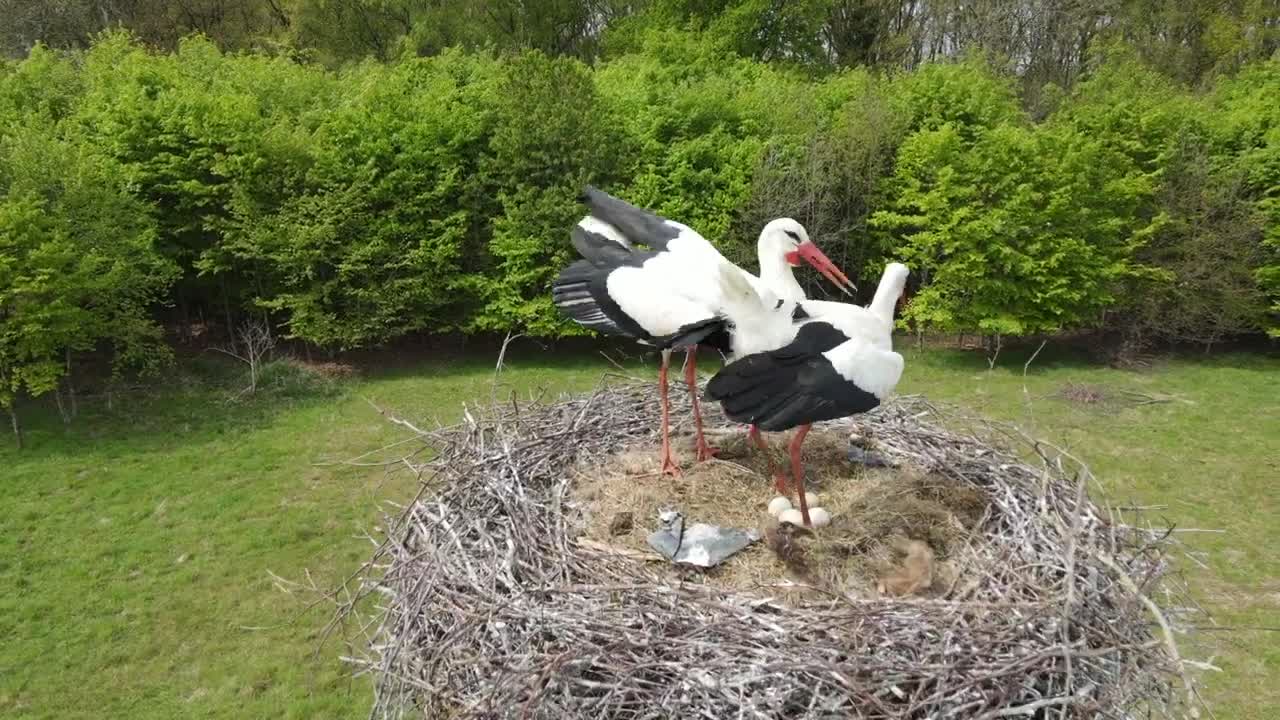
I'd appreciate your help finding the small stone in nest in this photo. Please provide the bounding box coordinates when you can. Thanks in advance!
[608,511,634,536]
[848,444,890,467]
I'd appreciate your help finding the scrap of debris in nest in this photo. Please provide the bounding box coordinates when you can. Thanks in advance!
[645,509,762,568]
[764,521,813,576]
[607,511,633,536]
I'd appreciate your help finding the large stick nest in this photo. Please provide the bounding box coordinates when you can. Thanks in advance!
[339,378,1203,719]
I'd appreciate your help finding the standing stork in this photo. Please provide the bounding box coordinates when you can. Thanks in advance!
[706,263,910,525]
[551,186,855,477]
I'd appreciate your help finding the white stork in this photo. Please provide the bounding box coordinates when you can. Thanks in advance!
[705,262,910,526]
[551,186,855,477]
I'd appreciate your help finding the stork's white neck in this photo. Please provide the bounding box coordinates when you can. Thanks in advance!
[758,250,805,301]
[869,264,908,323]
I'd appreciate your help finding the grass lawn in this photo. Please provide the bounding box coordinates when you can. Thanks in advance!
[1,341,1276,719]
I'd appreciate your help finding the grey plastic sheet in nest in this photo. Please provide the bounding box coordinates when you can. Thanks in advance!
[645,510,762,568]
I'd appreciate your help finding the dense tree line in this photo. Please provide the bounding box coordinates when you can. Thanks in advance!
[4,1,1278,83]
[1,7,1278,437]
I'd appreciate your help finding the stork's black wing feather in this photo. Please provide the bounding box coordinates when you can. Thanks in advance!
[551,259,632,337]
[579,186,681,251]
[553,226,730,350]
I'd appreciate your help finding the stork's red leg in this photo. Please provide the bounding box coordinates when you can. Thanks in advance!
[749,424,789,494]
[788,424,814,526]
[658,350,681,478]
[684,347,719,462]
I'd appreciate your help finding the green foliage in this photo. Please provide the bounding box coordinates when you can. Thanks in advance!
[72,34,335,316]
[618,0,833,67]
[0,113,177,411]
[1121,134,1269,346]
[871,60,1163,336]
[874,127,1149,335]
[1211,57,1280,336]
[232,52,500,347]
[892,58,1024,138]
[472,52,624,335]
[2,30,1279,365]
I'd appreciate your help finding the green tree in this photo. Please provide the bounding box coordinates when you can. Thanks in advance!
[871,60,1161,338]
[1212,57,1280,336]
[473,51,626,335]
[0,121,176,445]
[73,33,335,332]
[233,52,500,347]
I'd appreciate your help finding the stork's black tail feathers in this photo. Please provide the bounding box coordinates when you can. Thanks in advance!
[705,351,814,431]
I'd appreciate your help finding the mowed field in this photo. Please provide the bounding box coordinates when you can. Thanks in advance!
[1,342,1276,719]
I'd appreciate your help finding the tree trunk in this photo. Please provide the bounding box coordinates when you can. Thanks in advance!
[986,334,1003,370]
[8,404,21,449]
[54,389,70,425]
[65,347,77,420]
[222,277,237,356]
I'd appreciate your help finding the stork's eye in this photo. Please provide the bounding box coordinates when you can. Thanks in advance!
[784,229,800,242]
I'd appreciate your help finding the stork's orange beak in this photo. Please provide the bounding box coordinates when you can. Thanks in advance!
[787,242,856,295]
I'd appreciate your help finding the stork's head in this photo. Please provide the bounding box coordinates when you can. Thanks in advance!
[759,218,856,295]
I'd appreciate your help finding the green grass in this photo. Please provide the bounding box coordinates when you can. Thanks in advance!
[1,343,1276,718]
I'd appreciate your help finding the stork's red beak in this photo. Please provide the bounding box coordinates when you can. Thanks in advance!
[787,242,856,296]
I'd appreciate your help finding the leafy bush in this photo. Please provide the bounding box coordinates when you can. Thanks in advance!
[471,51,626,336]
[1211,58,1280,337]
[0,107,177,428]
[254,358,341,399]
[234,52,500,347]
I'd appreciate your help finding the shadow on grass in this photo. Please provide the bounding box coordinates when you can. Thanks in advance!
[5,333,1271,460]
[903,335,1278,376]
[1,341,641,461]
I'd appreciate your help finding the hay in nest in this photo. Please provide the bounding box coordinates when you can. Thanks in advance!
[569,434,987,602]
[338,379,1204,719]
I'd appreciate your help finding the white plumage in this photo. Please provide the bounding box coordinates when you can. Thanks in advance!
[552,186,855,477]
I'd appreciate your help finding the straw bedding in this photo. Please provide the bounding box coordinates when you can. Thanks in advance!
[336,378,1202,719]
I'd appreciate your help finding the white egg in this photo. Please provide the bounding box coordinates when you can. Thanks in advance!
[803,491,820,508]
[777,508,805,526]
[767,497,793,517]
[808,507,832,528]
